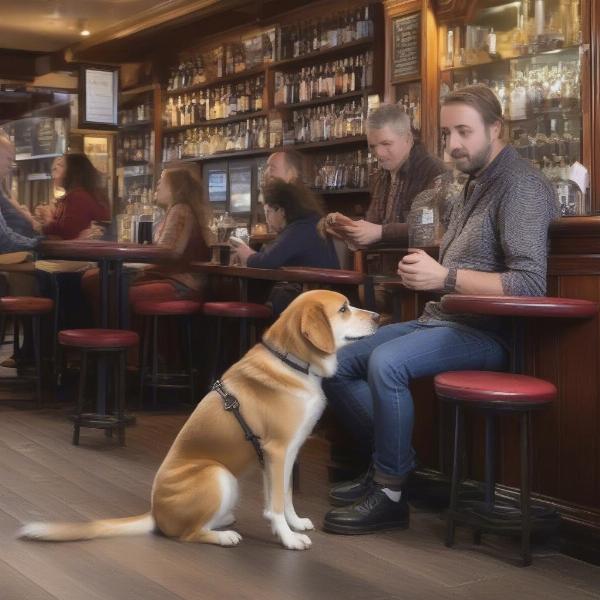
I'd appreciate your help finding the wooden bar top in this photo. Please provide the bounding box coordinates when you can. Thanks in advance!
[38,240,178,262]
[190,262,366,284]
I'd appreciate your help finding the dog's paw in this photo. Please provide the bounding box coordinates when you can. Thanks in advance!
[217,530,242,546]
[281,531,312,551]
[288,516,314,531]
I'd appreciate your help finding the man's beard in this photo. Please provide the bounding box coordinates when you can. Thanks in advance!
[451,145,492,175]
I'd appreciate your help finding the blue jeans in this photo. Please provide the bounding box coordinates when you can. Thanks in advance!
[322,320,508,480]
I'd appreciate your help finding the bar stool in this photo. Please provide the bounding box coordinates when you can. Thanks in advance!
[202,301,272,387]
[58,329,139,446]
[435,294,598,566]
[134,299,203,407]
[0,297,54,406]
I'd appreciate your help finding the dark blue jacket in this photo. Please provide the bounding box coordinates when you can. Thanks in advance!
[247,214,339,270]
[0,190,38,253]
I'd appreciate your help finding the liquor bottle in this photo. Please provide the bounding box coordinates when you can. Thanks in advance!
[255,78,263,111]
[225,45,234,76]
[193,56,206,84]
[487,27,497,56]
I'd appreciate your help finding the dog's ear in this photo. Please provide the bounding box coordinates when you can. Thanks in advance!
[300,302,335,354]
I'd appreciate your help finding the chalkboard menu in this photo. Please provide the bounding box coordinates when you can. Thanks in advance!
[392,13,420,81]
[33,118,56,156]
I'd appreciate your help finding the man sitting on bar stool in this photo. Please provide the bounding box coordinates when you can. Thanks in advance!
[321,84,560,535]
[319,103,450,253]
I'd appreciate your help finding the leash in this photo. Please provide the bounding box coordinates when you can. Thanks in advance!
[260,340,310,375]
[211,379,265,467]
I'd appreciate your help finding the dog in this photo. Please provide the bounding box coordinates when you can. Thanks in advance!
[19,290,379,550]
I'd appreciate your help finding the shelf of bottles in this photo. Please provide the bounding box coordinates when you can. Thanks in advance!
[273,51,373,107]
[163,75,265,129]
[395,82,421,135]
[160,2,378,166]
[276,5,375,63]
[117,89,155,171]
[439,0,587,215]
[162,117,269,163]
[119,98,152,128]
[283,97,366,146]
[310,148,371,193]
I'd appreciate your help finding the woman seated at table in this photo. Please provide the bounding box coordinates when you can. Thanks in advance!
[128,166,212,304]
[232,180,339,314]
[81,166,212,313]
[37,154,109,240]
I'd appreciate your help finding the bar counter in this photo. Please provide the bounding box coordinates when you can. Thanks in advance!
[391,216,600,561]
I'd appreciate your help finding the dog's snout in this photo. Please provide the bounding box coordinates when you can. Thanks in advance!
[371,312,380,323]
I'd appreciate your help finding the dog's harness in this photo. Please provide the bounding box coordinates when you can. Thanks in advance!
[260,340,310,375]
[212,379,265,467]
[212,343,311,467]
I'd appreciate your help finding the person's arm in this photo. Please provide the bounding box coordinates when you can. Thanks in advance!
[155,203,193,256]
[0,209,39,253]
[496,177,558,296]
[398,177,558,295]
[246,226,298,269]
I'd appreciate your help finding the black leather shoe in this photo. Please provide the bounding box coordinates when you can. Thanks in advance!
[323,484,410,534]
[328,464,375,507]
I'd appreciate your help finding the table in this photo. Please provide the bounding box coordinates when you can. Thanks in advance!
[38,240,177,328]
[190,262,374,308]
[38,240,177,416]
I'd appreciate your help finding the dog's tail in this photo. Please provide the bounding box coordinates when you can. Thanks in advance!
[17,513,154,542]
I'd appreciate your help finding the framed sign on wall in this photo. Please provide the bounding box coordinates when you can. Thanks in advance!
[391,13,421,82]
[79,66,119,129]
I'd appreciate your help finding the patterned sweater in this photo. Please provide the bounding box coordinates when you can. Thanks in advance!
[366,142,449,242]
[419,145,560,342]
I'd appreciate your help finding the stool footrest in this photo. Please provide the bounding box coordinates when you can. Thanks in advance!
[70,413,135,429]
[447,503,559,534]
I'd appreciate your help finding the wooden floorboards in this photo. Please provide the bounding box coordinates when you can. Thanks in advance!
[0,405,598,600]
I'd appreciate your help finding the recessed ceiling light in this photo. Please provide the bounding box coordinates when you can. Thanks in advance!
[78,19,90,36]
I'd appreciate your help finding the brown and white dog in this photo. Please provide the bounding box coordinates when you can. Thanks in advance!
[19,290,378,550]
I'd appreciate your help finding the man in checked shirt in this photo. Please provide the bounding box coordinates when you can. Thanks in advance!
[322,85,559,535]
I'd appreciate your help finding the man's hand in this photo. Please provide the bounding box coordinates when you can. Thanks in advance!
[397,248,448,291]
[231,240,256,266]
[317,216,345,240]
[34,204,54,225]
[336,219,382,247]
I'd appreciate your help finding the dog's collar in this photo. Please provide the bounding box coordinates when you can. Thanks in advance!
[261,340,310,375]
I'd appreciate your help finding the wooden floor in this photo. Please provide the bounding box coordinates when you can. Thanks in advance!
[0,397,598,600]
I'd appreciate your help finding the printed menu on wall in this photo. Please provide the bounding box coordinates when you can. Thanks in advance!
[392,13,420,81]
[81,67,118,127]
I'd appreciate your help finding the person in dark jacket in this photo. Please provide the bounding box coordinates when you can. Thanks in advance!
[0,134,39,253]
[232,180,339,314]
[320,103,450,248]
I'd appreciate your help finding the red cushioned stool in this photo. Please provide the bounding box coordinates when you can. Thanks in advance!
[134,300,203,407]
[437,294,598,566]
[202,301,272,388]
[0,297,54,406]
[59,329,139,446]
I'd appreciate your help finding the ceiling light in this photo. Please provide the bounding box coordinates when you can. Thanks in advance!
[78,19,90,37]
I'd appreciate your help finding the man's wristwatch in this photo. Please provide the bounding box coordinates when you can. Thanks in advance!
[442,267,457,294]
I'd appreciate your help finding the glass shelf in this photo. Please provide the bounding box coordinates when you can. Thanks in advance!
[439,0,587,215]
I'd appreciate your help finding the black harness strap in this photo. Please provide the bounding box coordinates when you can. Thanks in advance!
[212,379,265,467]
